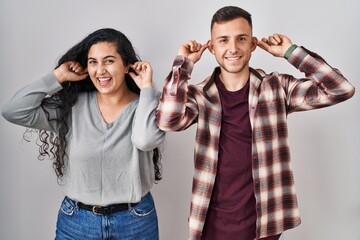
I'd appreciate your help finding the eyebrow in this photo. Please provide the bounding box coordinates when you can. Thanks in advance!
[216,34,249,40]
[87,55,117,61]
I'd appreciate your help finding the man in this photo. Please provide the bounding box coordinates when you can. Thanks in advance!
[156,6,355,240]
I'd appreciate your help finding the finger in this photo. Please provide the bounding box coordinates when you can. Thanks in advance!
[183,41,194,51]
[78,67,88,75]
[269,35,281,45]
[72,64,83,73]
[187,40,195,52]
[139,63,148,72]
[76,72,89,80]
[198,42,209,55]
[273,34,282,43]
[259,38,270,47]
[140,61,151,68]
[128,71,137,80]
[131,61,151,73]
[139,62,150,72]
[261,38,269,43]
[131,62,143,72]
[268,36,276,45]
[188,40,201,52]
[67,61,75,71]
[193,43,202,52]
[68,61,83,73]
[256,39,270,51]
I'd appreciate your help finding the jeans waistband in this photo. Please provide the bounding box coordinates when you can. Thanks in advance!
[75,200,138,215]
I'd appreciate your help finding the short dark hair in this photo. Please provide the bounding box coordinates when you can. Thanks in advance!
[211,6,252,31]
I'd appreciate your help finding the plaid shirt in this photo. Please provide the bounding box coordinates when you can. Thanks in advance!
[156,46,355,240]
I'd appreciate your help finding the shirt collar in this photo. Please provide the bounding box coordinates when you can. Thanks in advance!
[203,67,263,100]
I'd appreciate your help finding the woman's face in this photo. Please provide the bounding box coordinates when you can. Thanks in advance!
[87,41,129,96]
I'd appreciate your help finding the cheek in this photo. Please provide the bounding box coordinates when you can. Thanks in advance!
[213,50,224,60]
[213,45,228,56]
[87,69,97,82]
[211,45,220,54]
[88,66,96,73]
[112,68,126,79]
[245,43,256,52]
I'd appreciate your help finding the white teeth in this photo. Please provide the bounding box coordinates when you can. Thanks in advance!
[226,57,240,60]
[98,77,111,82]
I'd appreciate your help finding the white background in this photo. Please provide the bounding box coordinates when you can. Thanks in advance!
[1,0,359,239]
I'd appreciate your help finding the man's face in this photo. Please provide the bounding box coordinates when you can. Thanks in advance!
[209,17,256,76]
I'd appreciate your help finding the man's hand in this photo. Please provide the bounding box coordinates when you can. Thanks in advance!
[178,40,209,64]
[257,34,293,58]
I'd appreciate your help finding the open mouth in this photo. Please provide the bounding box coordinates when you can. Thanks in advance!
[97,77,111,86]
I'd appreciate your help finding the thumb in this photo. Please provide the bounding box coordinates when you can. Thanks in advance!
[257,39,271,52]
[198,43,209,55]
[128,71,137,80]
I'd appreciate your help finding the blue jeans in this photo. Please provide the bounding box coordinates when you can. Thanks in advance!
[55,192,158,240]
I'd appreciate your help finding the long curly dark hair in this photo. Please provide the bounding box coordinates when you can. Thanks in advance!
[30,28,162,181]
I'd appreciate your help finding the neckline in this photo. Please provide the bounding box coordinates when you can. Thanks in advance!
[215,73,249,94]
[93,92,139,129]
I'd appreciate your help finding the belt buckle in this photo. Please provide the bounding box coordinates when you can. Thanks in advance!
[92,206,102,215]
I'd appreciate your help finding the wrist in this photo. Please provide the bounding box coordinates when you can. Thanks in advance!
[141,83,153,89]
[284,44,298,59]
[53,69,65,84]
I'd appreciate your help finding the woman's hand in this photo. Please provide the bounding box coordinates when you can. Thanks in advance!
[54,61,88,84]
[128,61,153,89]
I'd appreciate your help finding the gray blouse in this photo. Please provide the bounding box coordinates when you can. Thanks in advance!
[2,73,165,205]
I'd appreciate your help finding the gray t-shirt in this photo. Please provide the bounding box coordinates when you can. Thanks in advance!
[2,73,165,205]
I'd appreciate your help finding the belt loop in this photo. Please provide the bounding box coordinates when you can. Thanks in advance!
[127,203,132,210]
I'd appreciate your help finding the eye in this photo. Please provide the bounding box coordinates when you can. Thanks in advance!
[218,39,227,44]
[239,36,247,42]
[88,59,97,65]
[104,59,114,64]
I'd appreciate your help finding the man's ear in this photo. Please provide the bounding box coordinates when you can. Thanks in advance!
[251,37,258,52]
[208,40,215,55]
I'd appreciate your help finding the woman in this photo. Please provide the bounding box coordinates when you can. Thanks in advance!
[1,28,165,239]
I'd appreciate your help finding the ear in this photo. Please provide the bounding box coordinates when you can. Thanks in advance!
[125,65,131,74]
[251,37,258,52]
[208,40,215,55]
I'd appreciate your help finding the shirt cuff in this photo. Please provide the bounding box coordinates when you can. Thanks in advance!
[284,44,298,59]
[139,87,161,101]
[42,72,64,95]
[173,55,194,75]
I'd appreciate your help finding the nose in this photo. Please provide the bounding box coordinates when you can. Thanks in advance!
[96,64,107,75]
[228,39,238,53]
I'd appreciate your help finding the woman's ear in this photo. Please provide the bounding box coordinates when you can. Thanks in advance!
[125,65,131,74]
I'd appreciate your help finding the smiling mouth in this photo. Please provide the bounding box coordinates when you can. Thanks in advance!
[225,56,241,61]
[97,77,111,86]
